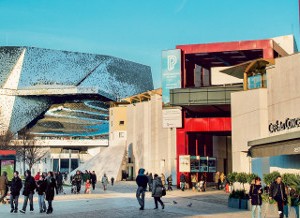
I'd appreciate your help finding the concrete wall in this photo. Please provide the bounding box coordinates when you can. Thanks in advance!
[126,94,177,182]
[213,136,232,174]
[231,89,269,173]
[211,67,242,85]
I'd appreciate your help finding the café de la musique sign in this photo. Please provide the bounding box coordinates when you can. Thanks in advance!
[269,117,300,133]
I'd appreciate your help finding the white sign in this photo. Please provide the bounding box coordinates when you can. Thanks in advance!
[179,155,190,173]
[162,108,182,128]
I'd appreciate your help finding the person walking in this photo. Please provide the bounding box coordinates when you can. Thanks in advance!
[36,175,47,213]
[220,172,225,190]
[161,173,166,187]
[269,176,287,218]
[20,170,37,214]
[152,174,165,210]
[180,173,186,191]
[249,177,263,218]
[56,172,63,194]
[214,171,220,190]
[191,174,198,191]
[45,171,58,214]
[167,175,173,191]
[136,168,148,210]
[148,173,153,192]
[90,171,97,190]
[85,179,91,194]
[101,174,109,191]
[73,170,82,193]
[0,171,8,204]
[111,177,115,186]
[9,171,22,213]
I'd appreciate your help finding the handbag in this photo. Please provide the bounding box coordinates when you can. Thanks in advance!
[162,187,166,196]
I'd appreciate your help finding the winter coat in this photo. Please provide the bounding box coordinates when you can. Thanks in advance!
[152,177,163,198]
[249,184,263,205]
[56,173,63,185]
[45,177,57,201]
[23,176,36,196]
[73,174,82,184]
[101,176,108,185]
[0,175,8,190]
[161,174,166,186]
[136,175,148,189]
[269,182,287,201]
[167,176,173,184]
[10,177,22,196]
[90,174,97,184]
[37,179,47,195]
[180,174,186,183]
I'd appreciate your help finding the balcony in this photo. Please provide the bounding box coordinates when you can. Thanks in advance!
[170,84,243,106]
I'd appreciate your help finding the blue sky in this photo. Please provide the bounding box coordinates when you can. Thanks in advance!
[0,0,299,88]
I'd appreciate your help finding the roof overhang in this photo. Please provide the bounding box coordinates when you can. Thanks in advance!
[220,58,275,79]
[248,131,300,157]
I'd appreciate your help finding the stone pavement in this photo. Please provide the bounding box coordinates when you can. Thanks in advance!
[0,181,293,218]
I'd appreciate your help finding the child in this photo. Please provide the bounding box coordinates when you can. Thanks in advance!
[85,179,91,194]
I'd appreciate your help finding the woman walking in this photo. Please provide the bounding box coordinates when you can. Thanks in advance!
[101,174,109,191]
[45,172,58,214]
[152,174,165,210]
[249,177,263,218]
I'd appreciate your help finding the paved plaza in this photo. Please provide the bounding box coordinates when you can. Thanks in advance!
[0,181,294,218]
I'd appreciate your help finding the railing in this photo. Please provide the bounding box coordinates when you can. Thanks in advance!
[170,84,243,106]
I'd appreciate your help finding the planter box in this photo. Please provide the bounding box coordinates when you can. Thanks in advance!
[240,199,248,210]
[228,198,240,209]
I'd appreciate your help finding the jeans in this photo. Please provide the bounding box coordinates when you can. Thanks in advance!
[180,182,185,191]
[154,197,164,208]
[10,195,19,210]
[47,200,53,210]
[274,196,284,218]
[92,183,96,190]
[136,186,146,208]
[251,205,261,218]
[38,194,46,211]
[22,193,34,211]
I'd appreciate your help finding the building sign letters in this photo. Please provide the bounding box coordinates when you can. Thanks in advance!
[269,117,300,133]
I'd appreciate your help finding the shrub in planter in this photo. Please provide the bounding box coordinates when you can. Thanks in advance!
[227,172,237,185]
[236,172,248,190]
[228,189,249,209]
[247,173,258,185]
[263,171,280,186]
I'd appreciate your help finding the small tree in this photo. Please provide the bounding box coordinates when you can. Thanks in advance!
[263,171,281,186]
[247,173,258,185]
[227,172,237,185]
[236,172,248,189]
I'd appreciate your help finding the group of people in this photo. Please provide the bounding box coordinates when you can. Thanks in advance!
[136,169,172,210]
[249,175,293,218]
[0,170,58,214]
[179,173,207,192]
[71,170,114,194]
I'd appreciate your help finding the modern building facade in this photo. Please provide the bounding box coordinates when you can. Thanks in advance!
[165,35,296,184]
[109,89,177,182]
[0,46,153,175]
[230,52,300,177]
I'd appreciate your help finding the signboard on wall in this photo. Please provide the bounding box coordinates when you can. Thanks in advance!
[179,155,190,172]
[162,108,182,128]
[1,160,14,181]
[162,49,181,105]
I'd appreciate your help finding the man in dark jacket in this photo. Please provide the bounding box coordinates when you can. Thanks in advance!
[269,176,287,218]
[136,168,148,210]
[90,171,97,190]
[10,171,22,213]
[20,170,37,214]
[180,173,186,191]
[73,170,82,193]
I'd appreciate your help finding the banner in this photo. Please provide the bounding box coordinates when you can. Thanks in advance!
[162,108,182,128]
[162,49,181,105]
[1,160,14,181]
[179,155,190,172]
